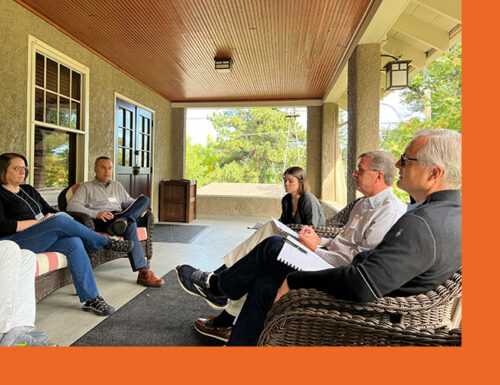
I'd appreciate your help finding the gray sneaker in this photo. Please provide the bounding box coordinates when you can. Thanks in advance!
[103,238,134,253]
[175,265,228,310]
[10,330,57,347]
[29,331,48,344]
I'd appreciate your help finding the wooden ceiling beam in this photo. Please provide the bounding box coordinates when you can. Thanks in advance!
[392,13,450,52]
[412,0,461,24]
[382,36,427,69]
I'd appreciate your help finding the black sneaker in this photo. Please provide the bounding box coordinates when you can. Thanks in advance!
[103,238,134,253]
[82,296,115,316]
[175,265,229,310]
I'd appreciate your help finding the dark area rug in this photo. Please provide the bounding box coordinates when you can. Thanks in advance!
[72,271,224,346]
[152,224,208,244]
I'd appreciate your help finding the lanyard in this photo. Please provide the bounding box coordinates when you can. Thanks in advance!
[8,186,44,220]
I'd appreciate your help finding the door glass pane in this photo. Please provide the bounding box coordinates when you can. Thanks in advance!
[60,65,70,97]
[35,88,44,122]
[124,149,130,166]
[137,134,142,150]
[125,110,132,128]
[137,116,142,132]
[35,53,44,88]
[118,129,124,146]
[46,58,58,92]
[46,92,58,124]
[71,71,81,100]
[118,148,123,166]
[117,108,124,127]
[59,97,70,127]
[70,101,80,129]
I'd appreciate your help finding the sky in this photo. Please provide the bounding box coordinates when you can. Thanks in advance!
[186,90,423,145]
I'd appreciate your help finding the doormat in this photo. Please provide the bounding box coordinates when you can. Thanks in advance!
[152,224,208,244]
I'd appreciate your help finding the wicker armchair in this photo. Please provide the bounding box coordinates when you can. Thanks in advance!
[258,269,462,346]
[58,185,154,268]
[33,186,155,302]
[286,198,362,238]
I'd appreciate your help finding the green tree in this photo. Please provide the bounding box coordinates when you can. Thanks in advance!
[187,108,307,187]
[381,43,462,200]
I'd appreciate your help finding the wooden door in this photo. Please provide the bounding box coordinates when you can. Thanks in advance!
[115,98,152,198]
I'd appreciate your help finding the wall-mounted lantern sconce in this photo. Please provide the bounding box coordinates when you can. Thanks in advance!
[382,54,411,90]
[214,58,232,73]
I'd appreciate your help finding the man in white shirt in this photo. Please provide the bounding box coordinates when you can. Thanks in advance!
[67,157,164,287]
[176,150,406,342]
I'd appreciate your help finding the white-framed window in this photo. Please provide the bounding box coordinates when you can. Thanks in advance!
[27,36,89,199]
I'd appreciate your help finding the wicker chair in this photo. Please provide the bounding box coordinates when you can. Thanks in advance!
[57,185,154,269]
[258,268,462,346]
[286,198,362,238]
[34,186,154,302]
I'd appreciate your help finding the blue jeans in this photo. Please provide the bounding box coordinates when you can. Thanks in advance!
[217,236,295,346]
[93,195,150,271]
[0,214,108,302]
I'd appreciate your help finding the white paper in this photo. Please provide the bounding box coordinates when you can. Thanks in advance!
[248,221,264,230]
[271,217,300,241]
[277,235,333,272]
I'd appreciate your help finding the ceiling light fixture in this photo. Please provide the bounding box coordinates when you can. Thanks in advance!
[214,58,232,73]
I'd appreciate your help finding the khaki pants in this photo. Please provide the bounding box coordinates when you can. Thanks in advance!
[223,221,281,316]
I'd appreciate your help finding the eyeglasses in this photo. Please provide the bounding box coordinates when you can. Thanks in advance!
[400,153,418,166]
[354,167,376,174]
[12,166,28,173]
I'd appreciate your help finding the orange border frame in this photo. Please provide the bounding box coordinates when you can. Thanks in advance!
[2,1,497,383]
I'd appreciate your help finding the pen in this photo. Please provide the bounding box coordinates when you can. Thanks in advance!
[283,237,307,254]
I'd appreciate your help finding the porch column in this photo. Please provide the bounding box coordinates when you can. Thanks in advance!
[322,103,346,205]
[347,43,380,202]
[306,106,322,198]
[171,107,186,179]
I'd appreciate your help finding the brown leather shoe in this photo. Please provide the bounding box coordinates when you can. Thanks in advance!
[137,269,164,287]
[194,315,231,342]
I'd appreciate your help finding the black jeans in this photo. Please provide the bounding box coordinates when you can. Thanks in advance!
[218,235,295,346]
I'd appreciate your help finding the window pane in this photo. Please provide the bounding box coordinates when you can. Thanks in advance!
[71,71,81,100]
[35,88,44,122]
[137,116,142,132]
[59,97,70,127]
[70,101,80,129]
[46,92,58,124]
[60,65,70,97]
[118,148,124,166]
[33,126,75,189]
[35,53,44,88]
[46,58,58,92]
[137,134,142,150]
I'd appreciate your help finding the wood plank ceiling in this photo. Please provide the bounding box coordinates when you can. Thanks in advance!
[16,0,374,103]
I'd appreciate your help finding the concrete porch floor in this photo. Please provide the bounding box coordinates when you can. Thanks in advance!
[34,215,269,347]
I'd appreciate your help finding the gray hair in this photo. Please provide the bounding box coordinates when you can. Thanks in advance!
[359,150,397,186]
[413,129,462,189]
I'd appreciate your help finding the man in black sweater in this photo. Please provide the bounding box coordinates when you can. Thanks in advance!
[180,129,462,345]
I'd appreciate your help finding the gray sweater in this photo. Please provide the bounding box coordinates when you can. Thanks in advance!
[67,179,135,219]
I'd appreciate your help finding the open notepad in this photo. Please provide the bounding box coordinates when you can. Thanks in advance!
[271,218,333,271]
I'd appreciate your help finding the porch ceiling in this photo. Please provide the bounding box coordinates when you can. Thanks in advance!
[15,0,379,103]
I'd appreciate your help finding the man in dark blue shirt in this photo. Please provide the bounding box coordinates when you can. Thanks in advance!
[181,129,462,345]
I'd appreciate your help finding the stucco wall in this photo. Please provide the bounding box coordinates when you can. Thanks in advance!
[0,0,173,218]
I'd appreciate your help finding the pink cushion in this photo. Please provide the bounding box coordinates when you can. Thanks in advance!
[35,252,68,277]
[97,227,148,242]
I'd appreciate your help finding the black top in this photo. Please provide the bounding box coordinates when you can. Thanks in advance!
[279,192,325,226]
[0,184,58,237]
[287,190,462,301]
